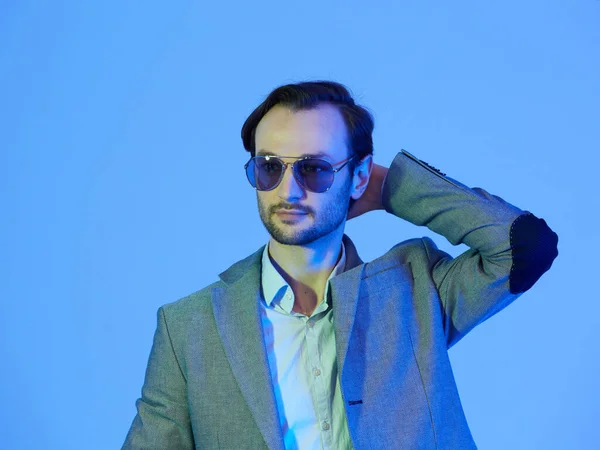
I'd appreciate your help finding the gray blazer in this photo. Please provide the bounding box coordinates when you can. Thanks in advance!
[122,150,558,449]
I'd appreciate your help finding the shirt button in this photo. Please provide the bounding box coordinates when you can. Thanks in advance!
[322,421,330,431]
[307,321,314,328]
[313,368,321,376]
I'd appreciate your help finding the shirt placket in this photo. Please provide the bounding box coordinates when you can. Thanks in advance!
[304,313,333,449]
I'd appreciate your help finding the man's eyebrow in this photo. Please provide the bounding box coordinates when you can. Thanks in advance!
[256,149,330,159]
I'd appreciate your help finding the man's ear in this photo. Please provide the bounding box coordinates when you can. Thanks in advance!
[351,155,373,199]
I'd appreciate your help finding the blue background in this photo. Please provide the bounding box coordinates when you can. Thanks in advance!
[2,1,598,448]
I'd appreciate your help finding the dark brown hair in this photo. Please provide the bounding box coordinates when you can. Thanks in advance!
[241,80,375,209]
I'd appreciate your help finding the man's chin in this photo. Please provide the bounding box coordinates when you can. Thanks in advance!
[269,229,320,246]
[271,234,310,246]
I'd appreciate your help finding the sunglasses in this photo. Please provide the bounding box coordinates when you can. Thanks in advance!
[244,154,356,193]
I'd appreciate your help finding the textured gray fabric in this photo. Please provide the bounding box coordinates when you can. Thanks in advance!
[122,149,557,449]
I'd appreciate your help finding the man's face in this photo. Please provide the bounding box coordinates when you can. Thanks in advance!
[254,103,356,246]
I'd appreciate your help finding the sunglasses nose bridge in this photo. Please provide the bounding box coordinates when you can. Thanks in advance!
[277,160,306,190]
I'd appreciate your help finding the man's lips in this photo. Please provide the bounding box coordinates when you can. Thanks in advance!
[276,209,307,215]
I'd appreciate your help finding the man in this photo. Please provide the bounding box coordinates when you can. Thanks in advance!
[122,81,558,449]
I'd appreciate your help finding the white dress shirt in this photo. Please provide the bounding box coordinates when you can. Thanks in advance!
[259,241,353,450]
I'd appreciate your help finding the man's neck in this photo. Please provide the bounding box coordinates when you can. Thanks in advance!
[267,231,344,314]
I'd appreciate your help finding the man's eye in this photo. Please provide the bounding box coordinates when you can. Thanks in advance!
[302,164,322,173]
[263,163,280,172]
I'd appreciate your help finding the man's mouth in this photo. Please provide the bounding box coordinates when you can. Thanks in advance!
[276,209,307,215]
[276,209,308,217]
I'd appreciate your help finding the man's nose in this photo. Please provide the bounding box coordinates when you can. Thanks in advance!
[277,163,305,198]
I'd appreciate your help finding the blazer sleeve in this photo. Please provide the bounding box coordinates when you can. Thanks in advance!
[122,307,194,449]
[381,149,559,348]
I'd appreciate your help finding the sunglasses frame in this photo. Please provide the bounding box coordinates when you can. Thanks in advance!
[244,154,357,193]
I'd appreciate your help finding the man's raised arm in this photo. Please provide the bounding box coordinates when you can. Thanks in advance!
[370,149,558,347]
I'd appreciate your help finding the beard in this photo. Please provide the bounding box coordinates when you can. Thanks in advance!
[257,176,353,246]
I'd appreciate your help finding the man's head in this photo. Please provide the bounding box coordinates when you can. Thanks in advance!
[241,81,375,246]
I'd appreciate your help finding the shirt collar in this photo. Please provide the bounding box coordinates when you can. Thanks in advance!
[261,240,347,308]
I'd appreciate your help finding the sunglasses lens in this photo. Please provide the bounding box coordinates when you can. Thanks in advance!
[253,157,284,190]
[297,159,334,193]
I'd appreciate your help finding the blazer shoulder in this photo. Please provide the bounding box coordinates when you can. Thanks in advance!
[161,279,224,319]
[362,237,432,277]
[387,236,435,261]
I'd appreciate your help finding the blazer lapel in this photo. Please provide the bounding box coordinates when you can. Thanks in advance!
[212,246,285,450]
[329,234,365,378]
